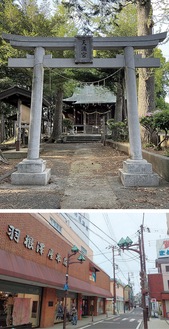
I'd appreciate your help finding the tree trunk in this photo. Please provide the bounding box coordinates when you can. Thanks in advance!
[137,0,155,118]
[114,82,123,122]
[114,73,126,122]
[0,113,5,143]
[137,0,155,141]
[50,87,63,142]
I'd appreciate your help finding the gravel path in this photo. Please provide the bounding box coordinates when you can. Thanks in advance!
[0,142,169,209]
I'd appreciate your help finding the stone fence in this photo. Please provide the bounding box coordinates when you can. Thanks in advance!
[106,140,169,182]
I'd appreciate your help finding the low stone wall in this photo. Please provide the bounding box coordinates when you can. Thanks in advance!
[106,140,169,182]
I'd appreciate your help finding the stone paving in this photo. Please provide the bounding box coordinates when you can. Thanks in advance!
[0,142,169,209]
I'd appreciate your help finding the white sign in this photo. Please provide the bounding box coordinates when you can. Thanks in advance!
[156,239,169,258]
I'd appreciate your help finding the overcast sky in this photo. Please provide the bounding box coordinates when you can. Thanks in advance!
[88,211,168,294]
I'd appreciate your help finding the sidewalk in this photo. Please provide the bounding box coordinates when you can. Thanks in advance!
[45,314,114,329]
[148,317,169,329]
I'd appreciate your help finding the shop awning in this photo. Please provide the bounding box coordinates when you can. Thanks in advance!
[161,293,169,300]
[0,250,112,298]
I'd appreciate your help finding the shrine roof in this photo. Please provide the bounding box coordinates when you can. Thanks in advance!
[0,86,50,107]
[63,85,116,104]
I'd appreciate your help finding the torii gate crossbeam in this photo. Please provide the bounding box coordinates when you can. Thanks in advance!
[2,32,167,187]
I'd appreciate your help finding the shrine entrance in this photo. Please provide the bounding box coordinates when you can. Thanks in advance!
[2,32,167,187]
[63,84,116,134]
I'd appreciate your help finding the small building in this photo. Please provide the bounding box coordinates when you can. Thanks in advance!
[63,84,116,134]
[107,279,125,314]
[0,86,50,147]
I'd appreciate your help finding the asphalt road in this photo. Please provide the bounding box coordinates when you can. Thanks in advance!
[80,309,142,329]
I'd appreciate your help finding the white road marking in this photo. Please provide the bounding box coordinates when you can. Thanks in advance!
[92,321,103,325]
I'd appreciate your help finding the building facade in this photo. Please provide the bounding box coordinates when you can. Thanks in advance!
[60,213,90,247]
[106,279,125,315]
[35,213,92,259]
[148,238,169,318]
[0,214,112,328]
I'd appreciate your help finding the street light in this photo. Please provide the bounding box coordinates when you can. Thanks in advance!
[117,226,148,329]
[63,245,85,329]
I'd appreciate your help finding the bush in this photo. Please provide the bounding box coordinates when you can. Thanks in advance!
[140,110,169,149]
[62,118,73,131]
[107,119,129,142]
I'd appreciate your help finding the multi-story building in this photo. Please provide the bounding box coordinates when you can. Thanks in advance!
[60,213,90,246]
[36,213,92,259]
[148,238,169,317]
[0,214,112,328]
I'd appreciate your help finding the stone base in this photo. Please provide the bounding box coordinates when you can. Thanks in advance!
[11,158,51,185]
[17,158,47,173]
[119,159,159,187]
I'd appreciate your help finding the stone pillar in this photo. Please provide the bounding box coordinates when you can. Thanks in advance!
[11,47,51,185]
[28,47,45,160]
[119,46,159,187]
[124,46,142,160]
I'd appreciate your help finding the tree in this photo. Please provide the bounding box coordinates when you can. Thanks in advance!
[154,48,169,110]
[140,110,169,149]
[153,110,169,149]
[139,115,157,144]
[60,0,169,116]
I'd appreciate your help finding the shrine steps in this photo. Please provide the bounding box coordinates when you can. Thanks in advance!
[62,134,101,143]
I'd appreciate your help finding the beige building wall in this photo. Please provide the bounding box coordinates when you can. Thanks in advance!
[34,213,93,260]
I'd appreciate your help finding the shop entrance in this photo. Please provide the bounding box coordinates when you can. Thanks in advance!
[82,297,88,316]
[0,281,42,328]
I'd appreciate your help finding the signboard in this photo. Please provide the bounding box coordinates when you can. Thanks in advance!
[156,239,169,258]
[75,36,93,63]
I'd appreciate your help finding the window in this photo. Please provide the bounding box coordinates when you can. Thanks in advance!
[81,246,87,256]
[50,217,62,234]
[166,266,169,272]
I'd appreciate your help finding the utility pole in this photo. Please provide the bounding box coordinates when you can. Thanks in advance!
[139,224,148,329]
[112,246,116,315]
[118,221,149,329]
[107,245,119,315]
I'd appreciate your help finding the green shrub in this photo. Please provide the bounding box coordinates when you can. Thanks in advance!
[107,119,129,142]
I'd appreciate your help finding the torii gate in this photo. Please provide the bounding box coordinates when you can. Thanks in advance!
[2,32,167,187]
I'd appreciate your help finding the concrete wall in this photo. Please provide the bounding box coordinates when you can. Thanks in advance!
[106,140,169,181]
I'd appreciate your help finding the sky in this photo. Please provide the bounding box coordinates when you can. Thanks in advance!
[87,211,169,294]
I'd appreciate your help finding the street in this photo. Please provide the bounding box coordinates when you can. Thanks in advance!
[80,309,142,329]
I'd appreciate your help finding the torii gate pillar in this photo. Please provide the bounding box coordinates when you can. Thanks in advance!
[11,46,51,185]
[119,46,159,186]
